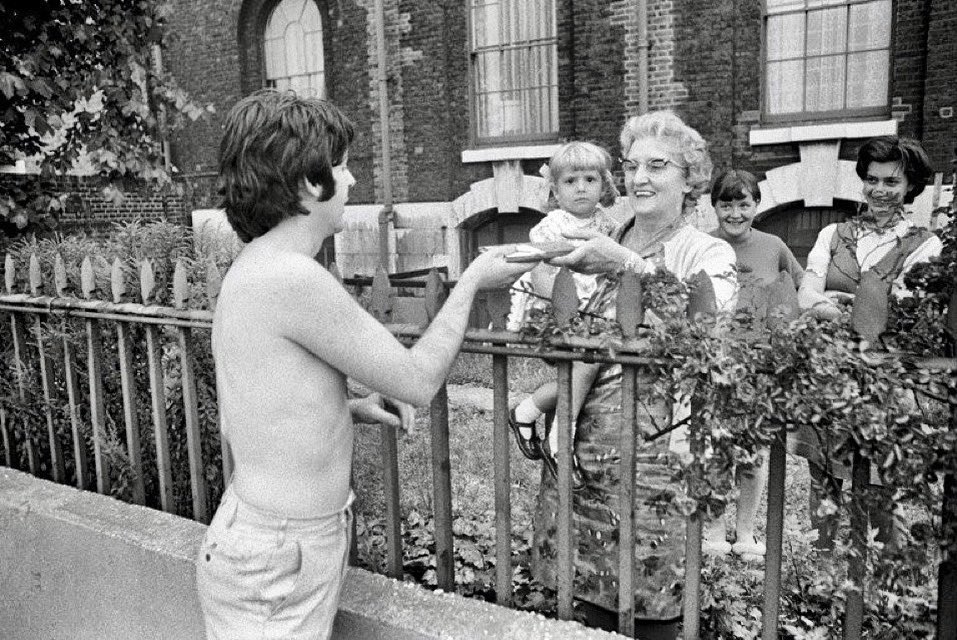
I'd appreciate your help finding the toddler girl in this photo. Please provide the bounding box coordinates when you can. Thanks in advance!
[507,141,620,489]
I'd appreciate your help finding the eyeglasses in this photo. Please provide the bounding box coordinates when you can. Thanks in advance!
[620,157,686,174]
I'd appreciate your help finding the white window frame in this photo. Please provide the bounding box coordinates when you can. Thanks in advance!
[263,0,326,99]
[468,0,559,146]
[762,0,893,123]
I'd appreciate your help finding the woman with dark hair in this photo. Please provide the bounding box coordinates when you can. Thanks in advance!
[797,135,941,320]
[795,135,942,550]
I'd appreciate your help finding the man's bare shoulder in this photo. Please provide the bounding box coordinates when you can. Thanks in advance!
[226,249,336,294]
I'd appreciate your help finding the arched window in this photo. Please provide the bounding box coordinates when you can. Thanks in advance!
[263,0,326,98]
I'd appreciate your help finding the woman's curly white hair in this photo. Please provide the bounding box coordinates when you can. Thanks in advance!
[619,110,713,215]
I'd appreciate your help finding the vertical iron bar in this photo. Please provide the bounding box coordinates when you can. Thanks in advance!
[618,364,638,636]
[177,327,208,522]
[0,408,11,468]
[844,450,868,639]
[683,515,703,638]
[62,322,88,490]
[380,422,403,578]
[556,360,574,620]
[145,325,174,513]
[762,426,787,639]
[431,384,455,592]
[11,313,38,475]
[34,316,64,483]
[492,353,512,606]
[86,317,110,494]
[116,321,145,504]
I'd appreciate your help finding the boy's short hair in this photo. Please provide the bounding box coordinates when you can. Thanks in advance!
[218,90,355,242]
[710,169,761,206]
[854,135,934,205]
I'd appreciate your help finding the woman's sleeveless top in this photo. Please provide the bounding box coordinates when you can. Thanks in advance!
[824,222,934,294]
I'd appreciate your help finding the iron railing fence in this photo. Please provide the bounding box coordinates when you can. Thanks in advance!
[1,252,955,639]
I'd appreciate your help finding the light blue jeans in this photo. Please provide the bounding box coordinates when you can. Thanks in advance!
[196,485,353,640]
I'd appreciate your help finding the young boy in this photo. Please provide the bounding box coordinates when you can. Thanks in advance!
[196,90,533,639]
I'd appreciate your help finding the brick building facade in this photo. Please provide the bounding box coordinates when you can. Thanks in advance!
[164,0,956,275]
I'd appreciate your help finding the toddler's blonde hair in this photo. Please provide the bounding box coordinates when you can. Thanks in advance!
[543,141,619,210]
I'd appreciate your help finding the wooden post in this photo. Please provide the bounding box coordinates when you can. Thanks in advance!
[424,268,454,592]
[112,259,145,504]
[55,254,89,490]
[141,260,174,513]
[81,256,110,494]
[761,427,787,640]
[617,271,642,636]
[371,266,403,579]
[173,259,208,522]
[488,285,512,606]
[552,267,578,621]
[938,290,957,639]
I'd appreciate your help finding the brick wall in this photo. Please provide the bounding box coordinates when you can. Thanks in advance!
[162,0,953,216]
[922,0,957,170]
[0,174,185,237]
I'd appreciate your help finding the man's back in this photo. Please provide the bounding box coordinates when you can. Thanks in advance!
[213,245,353,517]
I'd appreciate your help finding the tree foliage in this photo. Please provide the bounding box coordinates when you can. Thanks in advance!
[0,0,211,235]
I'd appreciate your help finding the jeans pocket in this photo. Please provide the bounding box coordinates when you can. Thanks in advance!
[264,539,303,618]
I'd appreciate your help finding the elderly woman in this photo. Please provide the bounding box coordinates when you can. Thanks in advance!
[795,135,942,550]
[532,111,736,638]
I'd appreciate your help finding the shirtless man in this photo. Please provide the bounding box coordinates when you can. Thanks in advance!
[195,90,533,640]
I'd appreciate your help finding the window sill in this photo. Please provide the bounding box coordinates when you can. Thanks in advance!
[461,144,562,164]
[749,119,897,146]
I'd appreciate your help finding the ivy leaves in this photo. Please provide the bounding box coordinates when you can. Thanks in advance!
[0,0,212,234]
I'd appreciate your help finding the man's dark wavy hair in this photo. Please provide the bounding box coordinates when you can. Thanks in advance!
[855,135,934,205]
[218,90,355,242]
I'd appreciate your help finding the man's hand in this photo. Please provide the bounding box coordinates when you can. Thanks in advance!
[350,393,415,436]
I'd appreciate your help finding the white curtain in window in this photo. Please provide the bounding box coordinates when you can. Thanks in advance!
[470,0,557,139]
[264,0,325,99]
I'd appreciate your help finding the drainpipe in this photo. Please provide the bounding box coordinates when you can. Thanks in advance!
[373,0,393,272]
[637,0,649,115]
[150,44,172,173]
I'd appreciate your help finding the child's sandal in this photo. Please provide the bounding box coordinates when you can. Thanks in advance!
[509,408,543,461]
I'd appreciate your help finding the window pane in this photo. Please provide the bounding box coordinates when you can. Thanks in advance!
[264,0,325,98]
[846,50,887,108]
[264,37,286,78]
[848,0,891,51]
[471,0,556,138]
[806,7,846,56]
[471,1,500,48]
[806,0,846,7]
[767,59,804,114]
[805,54,845,111]
[767,13,805,60]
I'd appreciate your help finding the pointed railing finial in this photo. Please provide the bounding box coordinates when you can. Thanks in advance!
[54,253,68,297]
[29,253,42,296]
[80,256,96,299]
[551,267,578,326]
[370,266,393,322]
[616,271,643,338]
[110,258,126,303]
[4,254,15,294]
[140,259,156,304]
[172,259,188,310]
[205,260,222,310]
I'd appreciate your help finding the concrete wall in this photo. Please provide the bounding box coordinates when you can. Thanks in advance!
[0,469,623,640]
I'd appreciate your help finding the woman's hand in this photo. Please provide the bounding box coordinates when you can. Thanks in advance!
[351,393,415,435]
[465,245,537,290]
[548,228,635,275]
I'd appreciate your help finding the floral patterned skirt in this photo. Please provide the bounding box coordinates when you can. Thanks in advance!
[532,363,685,620]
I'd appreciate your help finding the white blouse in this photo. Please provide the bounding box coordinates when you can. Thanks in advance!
[805,219,942,295]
